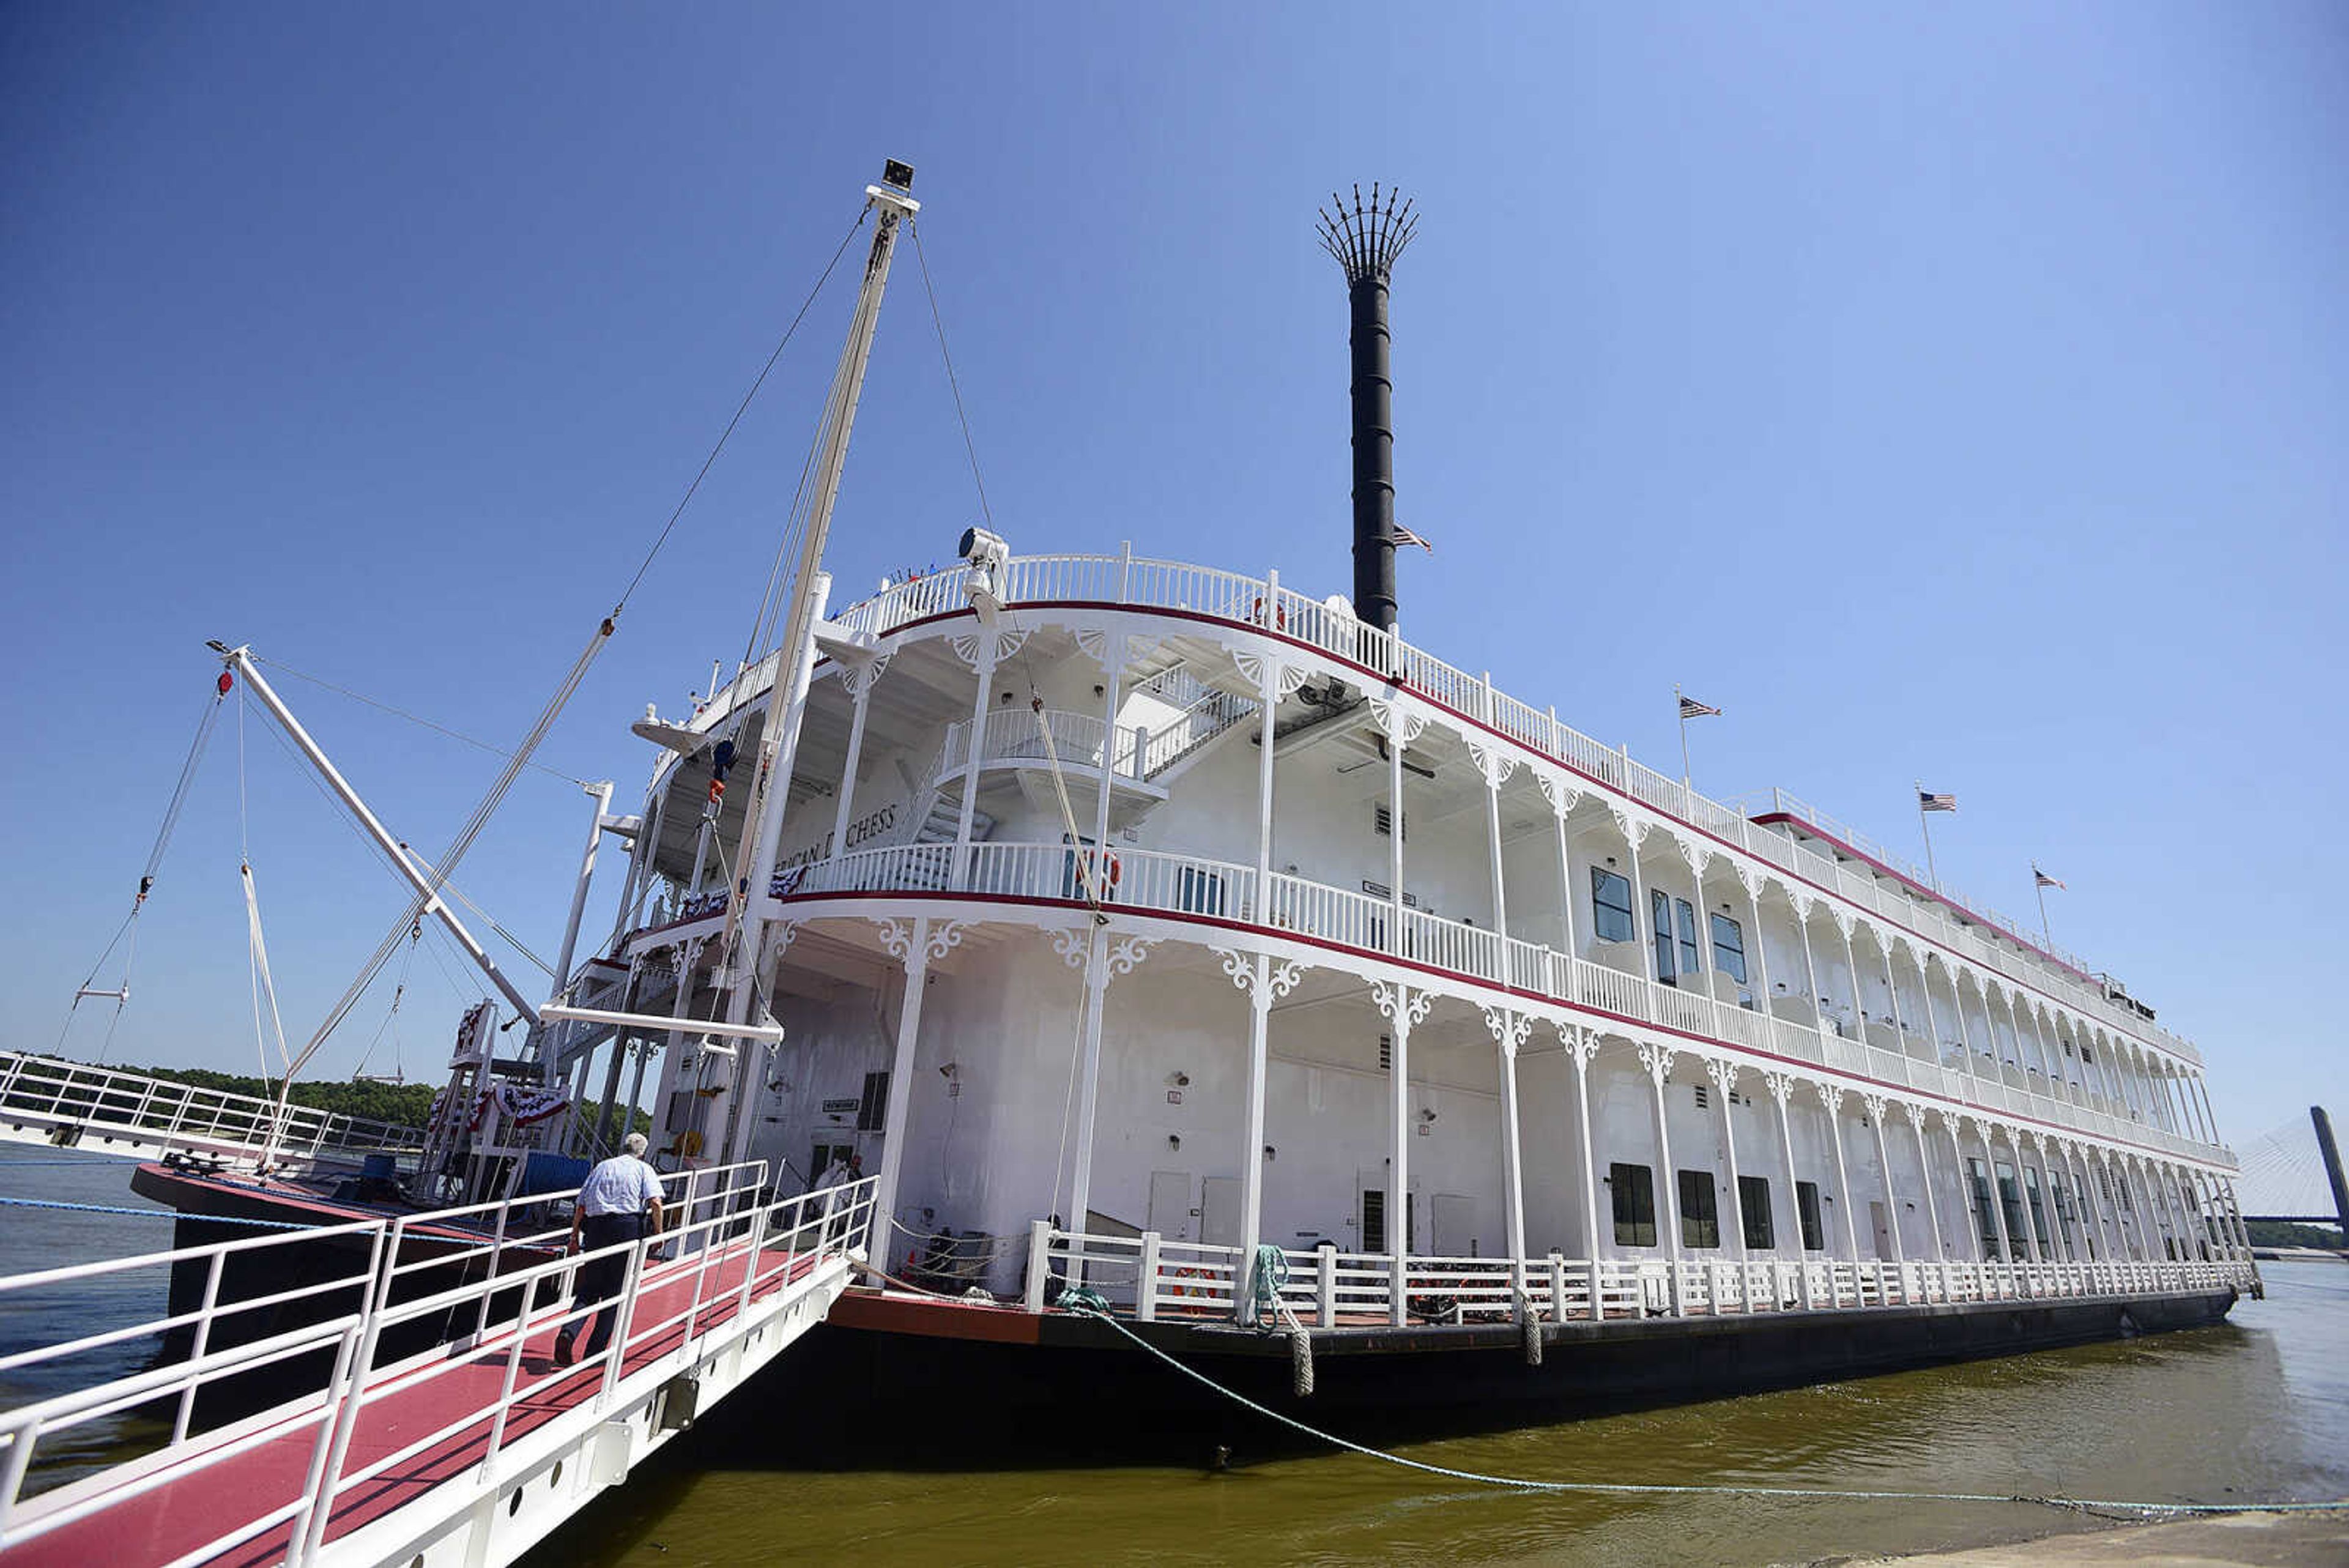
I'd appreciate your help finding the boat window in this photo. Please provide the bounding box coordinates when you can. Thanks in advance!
[1652,890,1675,980]
[1677,1169,1720,1249]
[1967,1157,1998,1250]
[1710,913,1747,984]
[1590,869,1635,943]
[1361,1187,1386,1253]
[1739,1175,1773,1250]
[1609,1162,1655,1247]
[1795,1180,1824,1250]
[856,1071,889,1134]
[1676,901,1699,979]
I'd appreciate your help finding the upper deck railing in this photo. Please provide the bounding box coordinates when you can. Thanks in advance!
[0,1051,426,1168]
[781,841,2230,1169]
[806,552,2205,1071]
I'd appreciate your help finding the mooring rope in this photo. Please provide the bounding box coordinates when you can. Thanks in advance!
[1058,1299,2343,1518]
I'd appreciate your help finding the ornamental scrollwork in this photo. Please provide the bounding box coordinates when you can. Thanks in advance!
[1463,739,1515,792]
[926,920,968,963]
[1636,1042,1678,1085]
[1370,981,1432,1030]
[1705,1056,1739,1095]
[1556,1021,1601,1070]
[1105,934,1159,979]
[1820,1083,1847,1116]
[1048,926,1091,970]
[1759,1069,1794,1107]
[871,919,916,964]
[1366,696,1426,746]
[1480,1006,1531,1055]
[1535,768,1582,820]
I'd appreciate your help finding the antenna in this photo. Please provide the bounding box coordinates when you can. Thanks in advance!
[1316,184,1417,634]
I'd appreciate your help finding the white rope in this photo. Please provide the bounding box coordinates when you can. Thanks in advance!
[1060,1300,2344,1518]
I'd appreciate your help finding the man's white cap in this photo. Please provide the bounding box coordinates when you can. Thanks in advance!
[623,1132,649,1156]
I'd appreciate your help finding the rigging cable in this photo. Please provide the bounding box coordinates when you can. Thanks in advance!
[911,217,995,530]
[298,205,874,1066]
[57,675,232,1063]
[249,657,590,787]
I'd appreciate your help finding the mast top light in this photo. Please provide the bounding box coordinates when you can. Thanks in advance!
[881,158,915,191]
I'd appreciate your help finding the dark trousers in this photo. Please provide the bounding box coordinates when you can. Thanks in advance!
[558,1211,645,1360]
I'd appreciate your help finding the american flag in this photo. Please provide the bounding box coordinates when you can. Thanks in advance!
[1392,523,1434,553]
[1918,790,1957,813]
[1679,694,1721,719]
[2035,866,2065,889]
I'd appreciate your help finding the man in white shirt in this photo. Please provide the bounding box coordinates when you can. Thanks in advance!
[554,1132,667,1367]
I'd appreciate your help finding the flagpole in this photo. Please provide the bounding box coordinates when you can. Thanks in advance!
[2035,867,2052,948]
[1677,684,1692,787]
[1915,780,1939,891]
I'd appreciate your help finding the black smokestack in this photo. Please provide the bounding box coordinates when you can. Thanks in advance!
[1318,184,1417,635]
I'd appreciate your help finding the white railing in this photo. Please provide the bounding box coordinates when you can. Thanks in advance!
[0,1161,872,1566]
[821,551,2206,1075]
[1033,1225,2251,1331]
[0,1050,425,1167]
[780,842,2233,1170]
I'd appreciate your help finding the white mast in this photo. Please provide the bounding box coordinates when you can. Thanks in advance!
[710,160,920,1166]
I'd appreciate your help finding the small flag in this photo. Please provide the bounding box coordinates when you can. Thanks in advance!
[1392,523,1434,553]
[1679,694,1721,719]
[2035,866,2065,890]
[1919,790,1957,812]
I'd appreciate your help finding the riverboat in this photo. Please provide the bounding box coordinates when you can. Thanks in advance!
[113,163,2261,1427]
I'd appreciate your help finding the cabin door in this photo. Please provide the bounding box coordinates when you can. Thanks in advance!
[1430,1193,1478,1257]
[1147,1169,1193,1242]
[1869,1200,1894,1260]
[1199,1176,1241,1247]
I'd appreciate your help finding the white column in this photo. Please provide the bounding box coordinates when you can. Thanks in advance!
[553,781,617,998]
[1766,1072,1813,1308]
[1486,1009,1531,1302]
[1709,1058,1748,1276]
[1063,930,1147,1278]
[1642,1042,1684,1314]
[1978,1123,2016,1268]
[1566,1027,1603,1300]
[1376,981,1428,1326]
[826,656,884,864]
[1792,898,1825,1030]
[949,640,999,888]
[1836,921,1867,1044]
[1743,872,1777,1022]
[1906,1105,1946,1263]
[1878,938,1910,1056]
[1948,1118,1987,1266]
[1866,1094,1906,1269]
[2012,1133,2048,1266]
[868,917,939,1260]
[1823,1085,1862,1269]
[1233,953,1280,1324]
[1549,787,1580,988]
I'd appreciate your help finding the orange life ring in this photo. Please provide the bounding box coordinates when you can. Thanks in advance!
[1251,596,1288,631]
[1080,849,1121,890]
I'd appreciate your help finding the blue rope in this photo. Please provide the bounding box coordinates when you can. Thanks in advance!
[0,1195,316,1230]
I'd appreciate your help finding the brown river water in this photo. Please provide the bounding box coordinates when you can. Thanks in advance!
[5,1151,2343,1566]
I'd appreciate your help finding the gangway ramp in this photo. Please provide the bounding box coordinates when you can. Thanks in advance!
[0,1050,425,1173]
[0,1164,875,1568]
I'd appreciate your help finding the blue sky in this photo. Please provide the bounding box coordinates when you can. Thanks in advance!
[2,4,2341,1155]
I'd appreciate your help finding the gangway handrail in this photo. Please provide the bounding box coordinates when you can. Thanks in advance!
[0,1165,874,1568]
[0,1048,427,1165]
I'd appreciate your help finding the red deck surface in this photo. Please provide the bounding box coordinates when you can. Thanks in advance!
[15,1243,828,1568]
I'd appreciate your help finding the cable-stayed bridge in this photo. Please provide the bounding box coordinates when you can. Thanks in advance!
[2231,1107,2349,1235]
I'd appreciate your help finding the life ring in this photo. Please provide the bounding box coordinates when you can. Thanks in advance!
[1171,1265,1203,1300]
[1080,849,1121,890]
[1251,596,1288,631]
[677,1129,705,1157]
